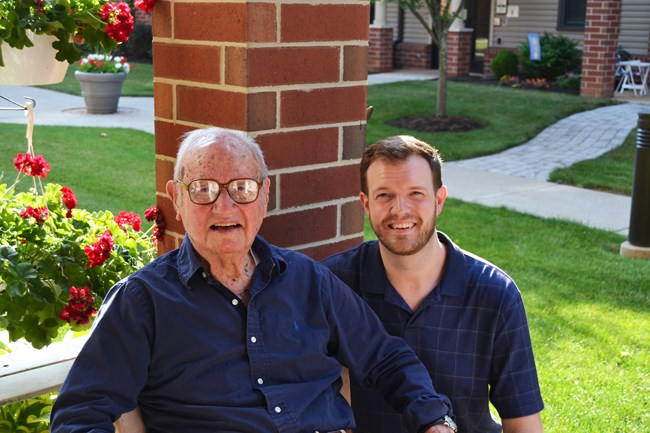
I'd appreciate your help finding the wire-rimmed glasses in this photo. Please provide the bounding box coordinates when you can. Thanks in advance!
[176,178,262,205]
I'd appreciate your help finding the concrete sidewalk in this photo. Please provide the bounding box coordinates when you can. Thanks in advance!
[0,85,154,134]
[1,72,646,237]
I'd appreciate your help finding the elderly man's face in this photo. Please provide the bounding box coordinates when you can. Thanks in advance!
[169,141,270,262]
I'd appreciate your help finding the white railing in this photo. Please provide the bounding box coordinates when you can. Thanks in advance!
[0,336,87,405]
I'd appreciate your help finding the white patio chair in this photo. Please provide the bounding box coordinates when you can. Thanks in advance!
[617,60,648,96]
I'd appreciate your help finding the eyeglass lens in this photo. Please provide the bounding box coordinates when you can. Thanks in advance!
[186,179,260,204]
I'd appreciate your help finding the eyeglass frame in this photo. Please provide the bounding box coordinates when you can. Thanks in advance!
[175,178,264,205]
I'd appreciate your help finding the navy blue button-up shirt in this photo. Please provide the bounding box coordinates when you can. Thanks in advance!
[51,235,452,433]
[323,232,544,433]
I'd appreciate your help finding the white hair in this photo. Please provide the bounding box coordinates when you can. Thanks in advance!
[173,127,268,181]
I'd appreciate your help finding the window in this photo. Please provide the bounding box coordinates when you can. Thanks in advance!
[558,0,586,30]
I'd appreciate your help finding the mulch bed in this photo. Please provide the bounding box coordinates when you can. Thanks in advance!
[387,75,579,133]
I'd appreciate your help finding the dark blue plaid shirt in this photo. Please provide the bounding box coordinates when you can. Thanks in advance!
[51,235,452,433]
[323,232,544,433]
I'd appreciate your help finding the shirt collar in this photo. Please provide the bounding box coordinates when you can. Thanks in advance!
[176,234,288,289]
[358,231,468,298]
[436,231,469,297]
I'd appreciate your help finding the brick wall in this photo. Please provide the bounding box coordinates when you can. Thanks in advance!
[394,42,431,69]
[447,29,472,77]
[368,27,393,73]
[580,0,621,97]
[152,0,368,260]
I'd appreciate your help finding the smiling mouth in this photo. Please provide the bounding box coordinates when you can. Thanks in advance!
[210,223,241,231]
[388,222,415,230]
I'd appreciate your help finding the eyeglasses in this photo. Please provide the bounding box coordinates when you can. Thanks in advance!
[175,178,262,205]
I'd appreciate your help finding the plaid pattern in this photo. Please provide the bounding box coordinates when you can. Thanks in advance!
[323,232,544,433]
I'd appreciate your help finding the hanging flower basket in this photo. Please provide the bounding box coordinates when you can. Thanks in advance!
[0,33,68,85]
[0,0,138,71]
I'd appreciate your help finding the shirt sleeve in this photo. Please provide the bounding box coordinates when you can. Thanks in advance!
[320,270,454,432]
[489,280,544,418]
[50,277,153,432]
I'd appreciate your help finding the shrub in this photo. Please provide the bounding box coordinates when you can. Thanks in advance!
[519,32,581,80]
[0,393,54,433]
[114,24,152,62]
[617,46,632,62]
[556,73,581,90]
[491,49,519,78]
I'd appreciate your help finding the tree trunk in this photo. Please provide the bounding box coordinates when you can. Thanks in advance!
[436,30,448,117]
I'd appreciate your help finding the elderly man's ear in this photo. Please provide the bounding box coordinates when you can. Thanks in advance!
[165,180,182,221]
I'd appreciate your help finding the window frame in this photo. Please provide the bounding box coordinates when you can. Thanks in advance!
[557,0,587,31]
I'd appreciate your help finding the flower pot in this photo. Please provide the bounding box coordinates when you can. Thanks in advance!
[0,34,69,85]
[75,71,127,114]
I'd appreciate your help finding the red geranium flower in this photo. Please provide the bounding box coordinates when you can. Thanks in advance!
[134,0,157,13]
[145,205,165,241]
[13,153,51,178]
[84,230,115,267]
[99,2,134,43]
[59,286,97,325]
[114,211,142,232]
[20,206,49,223]
[61,186,77,217]
[144,205,159,222]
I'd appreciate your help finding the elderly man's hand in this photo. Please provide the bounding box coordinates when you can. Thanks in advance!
[425,425,456,433]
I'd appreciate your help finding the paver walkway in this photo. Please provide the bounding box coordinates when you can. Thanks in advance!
[452,103,649,180]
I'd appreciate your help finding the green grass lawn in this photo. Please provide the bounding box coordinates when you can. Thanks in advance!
[550,129,635,195]
[366,80,614,161]
[38,61,153,97]
[0,124,155,215]
[437,201,650,432]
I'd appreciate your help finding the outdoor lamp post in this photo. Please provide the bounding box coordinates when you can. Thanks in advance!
[620,112,650,259]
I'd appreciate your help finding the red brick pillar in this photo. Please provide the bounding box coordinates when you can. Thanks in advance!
[447,29,472,77]
[152,0,369,259]
[580,0,621,97]
[369,27,393,73]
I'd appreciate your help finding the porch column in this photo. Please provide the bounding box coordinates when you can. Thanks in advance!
[447,0,471,77]
[152,0,369,259]
[369,0,393,73]
[580,0,621,97]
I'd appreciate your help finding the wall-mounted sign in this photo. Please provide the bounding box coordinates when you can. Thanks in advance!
[506,5,519,17]
[496,0,507,13]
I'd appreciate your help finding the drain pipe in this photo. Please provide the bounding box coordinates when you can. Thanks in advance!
[621,112,650,259]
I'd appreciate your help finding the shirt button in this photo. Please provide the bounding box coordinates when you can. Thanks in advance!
[250,336,257,343]
[257,378,264,385]
[232,299,239,306]
[274,406,281,413]
[201,271,207,279]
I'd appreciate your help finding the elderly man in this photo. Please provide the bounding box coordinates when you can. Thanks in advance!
[323,136,544,433]
[50,128,456,433]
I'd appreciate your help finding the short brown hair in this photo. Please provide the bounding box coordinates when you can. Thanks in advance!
[360,135,443,194]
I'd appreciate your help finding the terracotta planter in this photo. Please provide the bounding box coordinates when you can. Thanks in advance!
[74,71,127,114]
[0,34,69,85]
